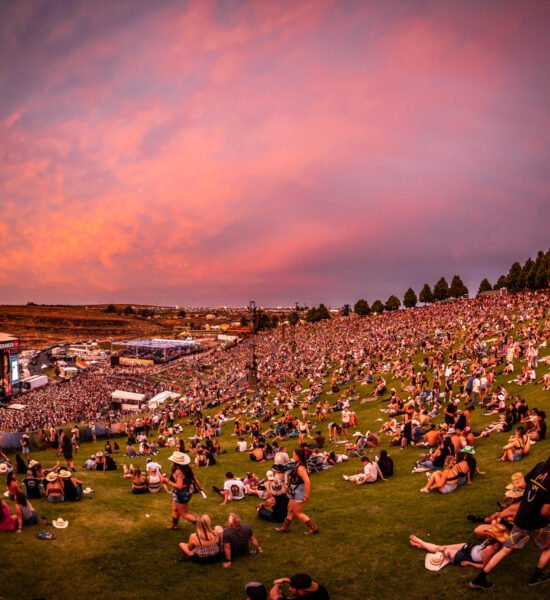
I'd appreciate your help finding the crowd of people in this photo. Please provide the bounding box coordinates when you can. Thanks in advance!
[1,289,549,594]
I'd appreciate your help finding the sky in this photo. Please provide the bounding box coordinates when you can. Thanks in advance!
[1,0,549,308]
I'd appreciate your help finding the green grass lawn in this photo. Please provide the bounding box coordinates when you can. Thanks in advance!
[2,358,549,599]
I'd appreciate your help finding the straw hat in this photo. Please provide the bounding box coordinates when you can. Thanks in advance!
[46,471,58,482]
[0,463,8,474]
[505,488,524,499]
[96,451,104,458]
[486,522,508,543]
[353,431,363,437]
[425,551,450,571]
[83,487,94,494]
[22,434,30,439]
[58,470,72,479]
[52,517,69,529]
[168,451,190,465]
[29,460,39,468]
[266,470,274,481]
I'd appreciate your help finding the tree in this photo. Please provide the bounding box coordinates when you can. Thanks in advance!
[105,304,117,313]
[385,295,401,311]
[403,288,418,308]
[371,299,385,313]
[178,309,187,318]
[288,311,299,326]
[507,261,522,290]
[340,304,351,317]
[240,315,250,327]
[433,277,450,302]
[123,305,135,315]
[478,278,492,294]
[419,283,433,304]
[449,275,468,298]
[353,299,370,316]
[494,275,508,290]
[305,304,331,323]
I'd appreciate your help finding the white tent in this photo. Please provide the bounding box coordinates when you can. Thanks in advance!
[111,390,145,411]
[111,390,145,402]
[148,390,180,410]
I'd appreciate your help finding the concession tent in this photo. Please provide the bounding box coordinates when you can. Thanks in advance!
[148,390,180,410]
[110,390,145,411]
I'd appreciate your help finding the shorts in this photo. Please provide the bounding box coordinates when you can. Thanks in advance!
[505,524,550,550]
[289,484,306,502]
[48,495,65,503]
[442,483,457,494]
[512,452,523,462]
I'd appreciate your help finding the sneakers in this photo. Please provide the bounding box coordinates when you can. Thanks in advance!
[528,571,550,587]
[212,485,221,494]
[469,574,493,590]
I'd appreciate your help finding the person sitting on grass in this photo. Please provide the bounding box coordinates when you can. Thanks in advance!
[0,499,17,532]
[45,471,64,503]
[59,469,83,501]
[179,513,223,564]
[131,466,148,494]
[498,426,530,462]
[342,456,385,485]
[269,573,329,599]
[376,450,394,478]
[14,491,38,531]
[420,455,459,494]
[213,472,246,505]
[222,512,262,568]
[83,455,96,470]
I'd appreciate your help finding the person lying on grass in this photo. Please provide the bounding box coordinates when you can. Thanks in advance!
[409,523,505,568]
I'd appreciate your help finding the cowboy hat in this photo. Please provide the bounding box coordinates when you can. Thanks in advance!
[425,551,450,571]
[29,460,39,468]
[460,446,476,455]
[505,488,524,499]
[58,470,72,479]
[167,451,190,466]
[96,451,104,457]
[0,463,8,474]
[353,431,363,437]
[266,470,274,481]
[46,472,58,482]
[52,517,69,529]
[83,487,94,494]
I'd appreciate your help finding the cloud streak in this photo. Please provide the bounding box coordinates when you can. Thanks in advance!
[0,0,549,306]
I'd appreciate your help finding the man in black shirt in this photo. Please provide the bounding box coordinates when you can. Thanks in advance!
[470,456,550,589]
[270,573,329,599]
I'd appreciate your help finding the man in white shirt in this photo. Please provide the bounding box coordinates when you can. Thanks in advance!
[342,457,385,485]
[213,472,246,505]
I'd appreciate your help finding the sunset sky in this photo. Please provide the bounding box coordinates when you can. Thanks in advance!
[1,0,549,307]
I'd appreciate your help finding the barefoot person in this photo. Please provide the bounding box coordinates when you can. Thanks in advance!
[275,448,318,536]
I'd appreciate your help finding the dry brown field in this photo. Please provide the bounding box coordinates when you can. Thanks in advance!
[0,305,175,347]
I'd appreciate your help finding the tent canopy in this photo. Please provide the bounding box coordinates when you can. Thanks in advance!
[111,390,145,402]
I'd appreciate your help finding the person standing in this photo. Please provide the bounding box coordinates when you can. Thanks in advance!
[275,448,318,535]
[162,451,202,530]
[470,455,550,589]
